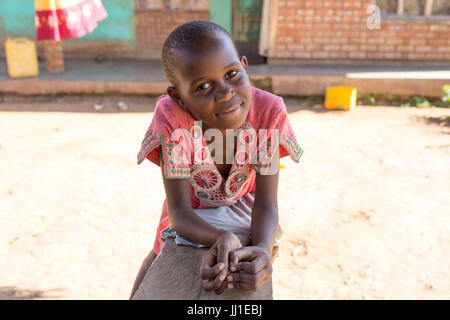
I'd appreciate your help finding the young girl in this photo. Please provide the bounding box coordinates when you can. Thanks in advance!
[130,20,303,299]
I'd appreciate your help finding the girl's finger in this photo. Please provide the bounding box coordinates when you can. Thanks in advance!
[229,247,255,266]
[203,271,226,292]
[229,252,239,272]
[229,247,257,272]
[200,246,219,279]
[201,246,218,268]
[236,254,269,274]
[203,279,216,292]
[228,271,272,291]
[216,245,230,275]
[200,262,224,280]
[228,281,257,291]
[227,265,270,284]
[214,279,228,295]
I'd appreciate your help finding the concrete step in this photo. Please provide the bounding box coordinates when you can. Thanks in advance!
[1,58,449,97]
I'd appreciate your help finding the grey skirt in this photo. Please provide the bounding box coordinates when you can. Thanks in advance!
[162,193,255,247]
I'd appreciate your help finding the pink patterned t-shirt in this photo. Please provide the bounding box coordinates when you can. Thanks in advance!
[137,87,303,255]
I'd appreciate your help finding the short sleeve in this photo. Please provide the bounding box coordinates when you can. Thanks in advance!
[252,96,303,174]
[278,100,303,162]
[136,96,193,179]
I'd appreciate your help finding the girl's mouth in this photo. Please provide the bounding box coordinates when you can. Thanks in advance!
[215,102,243,118]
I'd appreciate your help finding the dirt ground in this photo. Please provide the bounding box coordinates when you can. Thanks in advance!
[0,97,449,299]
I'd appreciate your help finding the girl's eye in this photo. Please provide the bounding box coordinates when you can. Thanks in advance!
[197,82,211,91]
[226,70,238,79]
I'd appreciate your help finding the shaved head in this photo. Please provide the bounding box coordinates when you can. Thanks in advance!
[161,20,237,86]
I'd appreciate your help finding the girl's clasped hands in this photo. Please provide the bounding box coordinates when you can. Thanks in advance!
[200,231,273,294]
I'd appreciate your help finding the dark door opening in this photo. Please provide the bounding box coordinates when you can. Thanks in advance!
[232,0,266,64]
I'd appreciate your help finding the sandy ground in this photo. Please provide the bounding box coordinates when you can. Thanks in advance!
[0,98,449,299]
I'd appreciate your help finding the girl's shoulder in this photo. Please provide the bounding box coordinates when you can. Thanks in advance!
[153,94,193,131]
[251,86,283,106]
[248,87,304,166]
[251,86,282,103]
[248,87,288,130]
[137,94,193,166]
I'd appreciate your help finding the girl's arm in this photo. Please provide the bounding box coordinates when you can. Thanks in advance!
[250,170,279,256]
[225,170,279,291]
[159,154,224,247]
[159,152,242,293]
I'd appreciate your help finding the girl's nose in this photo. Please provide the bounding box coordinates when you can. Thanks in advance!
[215,83,234,103]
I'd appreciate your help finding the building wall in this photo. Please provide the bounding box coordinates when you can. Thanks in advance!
[1,0,448,62]
[135,9,209,59]
[63,0,137,58]
[209,0,232,33]
[0,0,207,59]
[0,0,37,58]
[272,0,450,62]
[0,0,137,58]
[0,0,36,39]
[66,0,209,59]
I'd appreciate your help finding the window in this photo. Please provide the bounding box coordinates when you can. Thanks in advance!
[137,0,209,11]
[184,0,209,11]
[432,0,450,15]
[138,0,163,10]
[376,0,449,17]
[377,0,398,14]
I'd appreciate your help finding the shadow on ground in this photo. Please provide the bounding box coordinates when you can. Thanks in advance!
[0,286,65,300]
[422,115,450,128]
[0,95,159,113]
[411,114,450,135]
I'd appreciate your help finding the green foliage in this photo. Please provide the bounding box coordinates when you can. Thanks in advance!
[364,94,377,105]
[401,96,435,108]
[442,84,450,104]
[304,95,325,106]
[357,93,378,105]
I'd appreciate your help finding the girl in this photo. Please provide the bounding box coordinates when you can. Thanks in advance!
[130,20,303,299]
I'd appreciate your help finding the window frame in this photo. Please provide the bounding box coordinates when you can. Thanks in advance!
[137,0,164,11]
[375,0,450,23]
[136,0,210,12]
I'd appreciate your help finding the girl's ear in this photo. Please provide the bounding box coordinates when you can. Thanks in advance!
[240,55,249,74]
[167,86,185,109]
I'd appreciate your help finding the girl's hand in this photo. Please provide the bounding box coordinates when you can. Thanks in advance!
[200,231,242,294]
[226,246,273,291]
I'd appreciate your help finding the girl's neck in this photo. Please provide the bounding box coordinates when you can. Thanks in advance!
[201,123,228,136]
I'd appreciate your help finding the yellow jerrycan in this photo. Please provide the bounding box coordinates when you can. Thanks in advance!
[325,86,357,111]
[5,38,39,78]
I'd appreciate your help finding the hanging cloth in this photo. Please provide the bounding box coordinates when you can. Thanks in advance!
[35,0,108,41]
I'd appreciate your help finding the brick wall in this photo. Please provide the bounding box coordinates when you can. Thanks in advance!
[135,10,209,59]
[273,0,450,62]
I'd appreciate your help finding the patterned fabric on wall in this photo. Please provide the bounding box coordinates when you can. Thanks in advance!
[35,0,108,41]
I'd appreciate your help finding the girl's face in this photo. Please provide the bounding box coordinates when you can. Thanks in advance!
[167,33,252,132]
